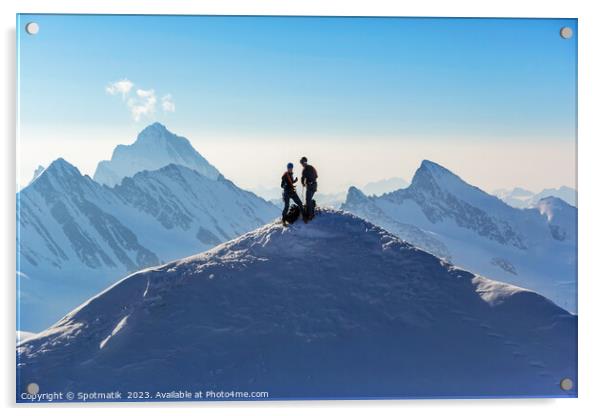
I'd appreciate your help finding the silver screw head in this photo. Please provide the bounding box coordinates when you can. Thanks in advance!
[560,27,573,39]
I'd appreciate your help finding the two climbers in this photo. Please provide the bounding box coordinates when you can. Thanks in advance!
[280,156,318,225]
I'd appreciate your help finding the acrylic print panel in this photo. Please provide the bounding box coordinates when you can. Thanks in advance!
[16,15,577,402]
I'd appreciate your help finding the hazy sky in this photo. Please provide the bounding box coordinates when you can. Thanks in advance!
[17,15,577,194]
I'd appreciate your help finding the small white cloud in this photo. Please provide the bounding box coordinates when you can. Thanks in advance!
[105,79,133,99]
[136,88,155,98]
[128,89,157,122]
[162,94,176,112]
[106,79,174,121]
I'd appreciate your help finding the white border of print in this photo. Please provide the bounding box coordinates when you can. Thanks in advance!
[1,1,600,415]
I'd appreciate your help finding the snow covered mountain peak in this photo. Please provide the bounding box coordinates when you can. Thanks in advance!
[139,120,168,133]
[417,159,454,176]
[342,160,577,311]
[388,161,505,222]
[30,157,82,184]
[17,210,576,398]
[404,160,516,221]
[136,122,178,146]
[18,153,278,331]
[93,123,220,187]
[44,157,81,176]
[411,160,484,198]
[411,159,469,188]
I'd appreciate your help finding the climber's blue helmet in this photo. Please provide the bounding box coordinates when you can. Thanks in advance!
[287,162,294,170]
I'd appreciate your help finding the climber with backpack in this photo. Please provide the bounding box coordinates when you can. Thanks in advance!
[280,162,304,225]
[300,156,318,222]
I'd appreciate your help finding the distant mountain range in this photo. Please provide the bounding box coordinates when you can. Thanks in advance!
[17,123,278,331]
[493,186,576,208]
[16,123,577,332]
[342,160,577,312]
[17,211,576,399]
[256,177,409,209]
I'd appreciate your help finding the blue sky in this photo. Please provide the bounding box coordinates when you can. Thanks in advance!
[17,15,577,193]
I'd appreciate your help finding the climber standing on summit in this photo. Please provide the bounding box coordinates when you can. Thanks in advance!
[281,162,304,225]
[300,156,318,222]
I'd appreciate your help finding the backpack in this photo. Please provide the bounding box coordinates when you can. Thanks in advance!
[284,204,302,224]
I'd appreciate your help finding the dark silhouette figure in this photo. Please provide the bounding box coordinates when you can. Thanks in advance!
[300,156,318,221]
[281,163,303,225]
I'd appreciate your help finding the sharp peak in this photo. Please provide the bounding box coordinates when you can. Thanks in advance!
[132,123,198,151]
[142,121,168,132]
[28,158,82,185]
[46,157,79,172]
[418,159,453,174]
[411,159,462,184]
[136,122,183,142]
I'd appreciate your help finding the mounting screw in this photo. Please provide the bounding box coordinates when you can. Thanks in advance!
[560,377,574,391]
[25,22,39,35]
[560,27,573,39]
[26,382,40,394]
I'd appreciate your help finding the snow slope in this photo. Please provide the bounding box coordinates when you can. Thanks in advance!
[344,186,451,260]
[17,159,278,331]
[342,160,577,312]
[93,122,220,187]
[17,211,576,400]
[16,331,36,344]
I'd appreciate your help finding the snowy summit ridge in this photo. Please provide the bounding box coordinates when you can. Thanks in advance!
[17,210,576,399]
